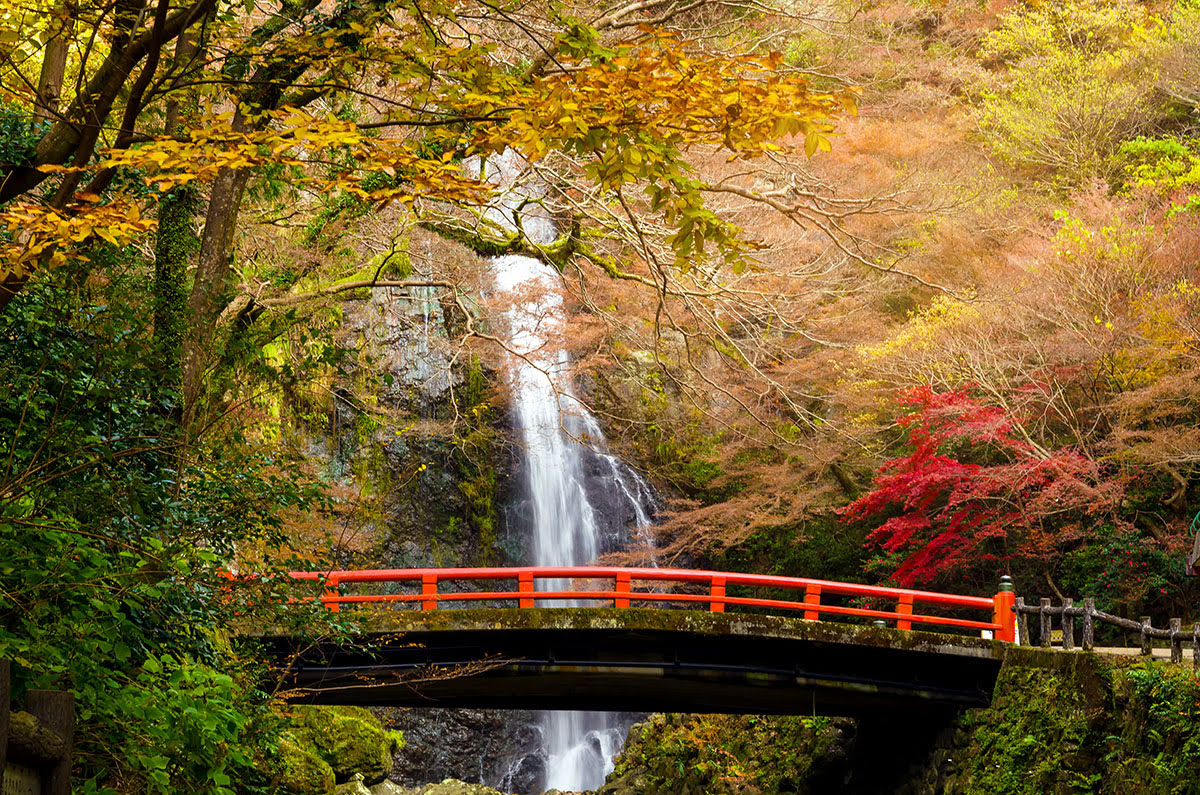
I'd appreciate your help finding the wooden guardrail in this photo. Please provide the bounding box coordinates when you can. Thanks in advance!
[1,659,74,795]
[1013,597,1200,671]
[277,566,1017,641]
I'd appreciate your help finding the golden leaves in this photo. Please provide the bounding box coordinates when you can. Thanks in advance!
[0,196,155,283]
[41,110,489,204]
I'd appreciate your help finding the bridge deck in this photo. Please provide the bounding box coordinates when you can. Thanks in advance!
[250,608,1009,717]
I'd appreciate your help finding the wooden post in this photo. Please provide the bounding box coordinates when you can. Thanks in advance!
[1,658,9,778]
[709,577,726,613]
[1062,598,1074,651]
[1193,623,1199,674]
[615,572,631,609]
[1040,598,1052,648]
[26,689,74,795]
[1081,598,1095,651]
[422,574,439,611]
[1170,619,1183,664]
[1015,597,1029,645]
[803,584,821,622]
[1140,616,1152,656]
[896,593,913,631]
[517,572,534,609]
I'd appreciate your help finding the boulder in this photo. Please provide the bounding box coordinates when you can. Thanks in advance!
[291,705,405,785]
[276,734,337,795]
[334,773,374,794]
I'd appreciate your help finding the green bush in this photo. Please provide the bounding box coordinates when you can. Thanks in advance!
[974,0,1164,184]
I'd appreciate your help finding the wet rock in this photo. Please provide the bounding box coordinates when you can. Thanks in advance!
[378,708,542,791]
[334,774,374,795]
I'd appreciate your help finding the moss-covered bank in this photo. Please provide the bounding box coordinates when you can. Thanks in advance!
[596,655,1200,795]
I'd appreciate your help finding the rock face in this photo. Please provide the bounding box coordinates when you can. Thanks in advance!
[376,708,544,793]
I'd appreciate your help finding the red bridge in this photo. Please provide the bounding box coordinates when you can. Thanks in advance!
[251,567,1017,716]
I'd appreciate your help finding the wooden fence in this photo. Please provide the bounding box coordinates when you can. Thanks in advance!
[1014,597,1200,671]
[1,659,74,795]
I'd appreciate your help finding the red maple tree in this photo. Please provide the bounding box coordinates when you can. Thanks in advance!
[840,387,1127,589]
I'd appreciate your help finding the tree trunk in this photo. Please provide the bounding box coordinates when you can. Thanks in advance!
[33,2,73,126]
[153,28,201,391]
[181,164,250,429]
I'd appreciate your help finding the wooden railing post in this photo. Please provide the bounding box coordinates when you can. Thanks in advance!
[1141,616,1153,656]
[1062,598,1074,651]
[1040,598,1052,647]
[615,572,631,609]
[1081,598,1095,651]
[896,593,913,631]
[324,575,340,613]
[1171,619,1183,664]
[993,576,1016,642]
[1,658,9,778]
[422,574,438,611]
[27,689,74,795]
[1193,623,1199,674]
[803,584,821,622]
[518,571,534,608]
[709,577,726,613]
[1014,598,1029,645]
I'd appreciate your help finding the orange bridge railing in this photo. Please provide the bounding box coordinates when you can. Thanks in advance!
[283,566,1017,642]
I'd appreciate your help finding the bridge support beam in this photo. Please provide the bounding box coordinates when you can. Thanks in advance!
[254,608,1007,717]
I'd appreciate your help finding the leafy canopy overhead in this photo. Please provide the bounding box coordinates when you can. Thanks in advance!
[0,0,856,291]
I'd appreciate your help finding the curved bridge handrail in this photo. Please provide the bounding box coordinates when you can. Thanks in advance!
[281,566,1016,641]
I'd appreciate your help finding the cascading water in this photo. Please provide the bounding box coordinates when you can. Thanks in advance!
[476,150,657,792]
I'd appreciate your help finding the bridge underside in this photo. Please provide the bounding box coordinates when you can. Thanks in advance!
[251,608,1007,717]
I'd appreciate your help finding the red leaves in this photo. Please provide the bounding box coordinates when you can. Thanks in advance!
[840,387,1125,587]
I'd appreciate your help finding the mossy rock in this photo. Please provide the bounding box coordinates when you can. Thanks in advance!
[292,705,405,785]
[276,734,337,795]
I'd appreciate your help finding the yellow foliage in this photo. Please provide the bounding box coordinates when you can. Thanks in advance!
[858,296,982,362]
[0,197,155,277]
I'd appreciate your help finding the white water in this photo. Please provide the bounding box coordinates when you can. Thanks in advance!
[480,150,655,792]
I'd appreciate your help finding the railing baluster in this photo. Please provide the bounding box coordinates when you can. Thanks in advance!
[1193,623,1199,674]
[422,574,438,611]
[1171,619,1183,664]
[1140,616,1152,656]
[1062,598,1074,651]
[1015,597,1029,645]
[615,572,631,609]
[1040,598,1052,648]
[897,594,913,631]
[325,575,340,613]
[709,576,726,613]
[1081,598,1095,651]
[803,584,821,621]
[518,571,534,608]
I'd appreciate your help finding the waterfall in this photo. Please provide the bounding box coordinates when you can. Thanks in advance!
[477,150,657,792]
